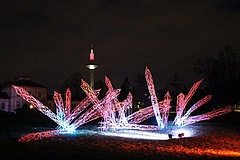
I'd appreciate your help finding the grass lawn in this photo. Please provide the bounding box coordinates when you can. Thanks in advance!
[0,111,239,160]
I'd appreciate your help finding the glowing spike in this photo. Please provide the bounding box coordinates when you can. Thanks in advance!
[65,88,71,117]
[63,89,101,125]
[127,91,171,125]
[53,91,65,120]
[182,106,233,126]
[145,66,163,128]
[173,79,203,126]
[13,85,62,125]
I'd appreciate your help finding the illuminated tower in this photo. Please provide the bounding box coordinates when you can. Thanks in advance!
[86,44,98,89]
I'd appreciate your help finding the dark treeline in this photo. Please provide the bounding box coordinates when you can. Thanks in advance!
[194,46,240,107]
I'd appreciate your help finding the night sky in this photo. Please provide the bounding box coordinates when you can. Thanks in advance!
[1,0,240,93]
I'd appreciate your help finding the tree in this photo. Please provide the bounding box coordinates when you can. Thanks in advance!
[166,71,183,98]
[194,46,240,106]
[164,71,184,110]
[22,103,30,113]
[95,79,107,99]
[61,71,85,99]
[118,77,130,102]
[194,56,215,86]
[131,70,150,110]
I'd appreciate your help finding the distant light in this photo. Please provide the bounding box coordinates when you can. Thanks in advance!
[29,104,34,109]
[90,44,95,61]
[86,64,98,70]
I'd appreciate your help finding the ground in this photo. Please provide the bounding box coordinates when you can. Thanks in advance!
[0,111,239,160]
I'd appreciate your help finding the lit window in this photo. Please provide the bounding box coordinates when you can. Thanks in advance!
[29,104,34,109]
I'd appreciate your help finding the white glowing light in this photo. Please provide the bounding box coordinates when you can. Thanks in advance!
[100,130,169,140]
[86,64,98,70]
[99,127,194,140]
[171,128,193,138]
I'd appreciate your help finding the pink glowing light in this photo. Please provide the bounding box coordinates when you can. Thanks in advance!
[53,91,65,120]
[63,89,101,125]
[100,76,132,130]
[99,68,172,131]
[13,85,62,126]
[173,79,203,126]
[172,79,233,127]
[125,67,172,129]
[90,53,94,61]
[145,66,163,128]
[69,78,123,129]
[65,88,71,117]
[181,105,233,126]
[18,130,59,142]
[13,84,101,132]
[13,66,234,142]
[127,91,171,125]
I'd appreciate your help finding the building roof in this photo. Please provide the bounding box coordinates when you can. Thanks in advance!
[14,79,46,88]
[0,92,9,99]
[1,76,46,89]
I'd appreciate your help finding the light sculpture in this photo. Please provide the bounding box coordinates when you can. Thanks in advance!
[126,92,171,125]
[13,66,234,142]
[13,84,101,132]
[125,67,172,130]
[172,79,233,126]
[69,79,121,129]
[172,79,203,126]
[63,89,101,127]
[99,76,132,130]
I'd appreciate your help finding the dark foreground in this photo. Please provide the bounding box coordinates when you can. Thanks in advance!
[0,111,240,160]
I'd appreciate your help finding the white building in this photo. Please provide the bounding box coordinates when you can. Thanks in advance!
[0,76,82,114]
[0,76,50,113]
[0,92,9,112]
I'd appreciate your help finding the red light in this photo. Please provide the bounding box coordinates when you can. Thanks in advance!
[90,53,94,61]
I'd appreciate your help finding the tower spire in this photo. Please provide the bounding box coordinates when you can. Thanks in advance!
[86,44,98,89]
[90,44,94,61]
